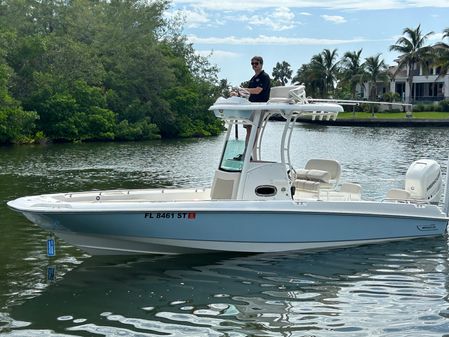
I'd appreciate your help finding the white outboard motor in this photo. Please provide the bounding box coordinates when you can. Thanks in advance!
[405,159,442,204]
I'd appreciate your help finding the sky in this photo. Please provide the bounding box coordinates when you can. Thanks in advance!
[166,0,449,87]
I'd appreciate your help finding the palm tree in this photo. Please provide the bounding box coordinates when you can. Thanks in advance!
[363,54,388,115]
[308,54,326,97]
[309,49,339,97]
[340,49,365,99]
[292,63,322,98]
[433,28,449,79]
[217,78,231,98]
[364,54,388,99]
[444,27,449,40]
[272,61,293,86]
[389,25,434,103]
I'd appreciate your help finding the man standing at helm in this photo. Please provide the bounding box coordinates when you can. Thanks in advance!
[241,56,271,146]
[246,56,271,102]
[228,56,272,148]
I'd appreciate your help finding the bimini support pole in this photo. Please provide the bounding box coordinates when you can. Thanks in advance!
[444,155,449,216]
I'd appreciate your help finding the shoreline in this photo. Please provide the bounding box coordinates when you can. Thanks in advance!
[296,118,449,127]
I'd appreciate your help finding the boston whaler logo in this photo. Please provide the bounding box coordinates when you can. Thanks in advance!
[144,212,196,220]
[417,224,437,231]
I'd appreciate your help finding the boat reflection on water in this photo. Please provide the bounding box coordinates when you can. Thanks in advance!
[5,237,449,336]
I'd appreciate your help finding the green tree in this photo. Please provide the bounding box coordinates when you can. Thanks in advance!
[340,49,365,99]
[45,35,106,87]
[433,28,449,79]
[389,25,434,103]
[272,61,293,86]
[0,0,222,143]
[363,54,388,115]
[441,27,449,42]
[292,63,325,98]
[158,37,221,137]
[217,79,231,98]
[7,35,49,101]
[306,49,340,97]
[382,92,400,102]
[0,107,39,144]
[0,46,39,144]
[115,119,160,141]
[308,54,327,97]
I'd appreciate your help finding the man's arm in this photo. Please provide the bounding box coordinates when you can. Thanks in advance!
[246,87,263,95]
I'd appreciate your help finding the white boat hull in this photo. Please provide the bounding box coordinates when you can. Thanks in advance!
[8,191,448,255]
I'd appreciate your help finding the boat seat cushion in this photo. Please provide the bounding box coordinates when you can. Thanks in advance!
[294,179,320,192]
[386,188,411,200]
[305,159,341,181]
[296,169,330,183]
[269,85,307,103]
[340,182,362,194]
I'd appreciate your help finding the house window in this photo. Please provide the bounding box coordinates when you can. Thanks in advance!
[395,82,405,94]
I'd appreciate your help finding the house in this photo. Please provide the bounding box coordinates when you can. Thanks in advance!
[389,62,449,104]
[359,44,449,104]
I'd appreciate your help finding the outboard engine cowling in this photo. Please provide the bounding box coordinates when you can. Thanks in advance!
[405,159,442,204]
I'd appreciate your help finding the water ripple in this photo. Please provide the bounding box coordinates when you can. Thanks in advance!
[0,240,448,336]
[1,125,449,336]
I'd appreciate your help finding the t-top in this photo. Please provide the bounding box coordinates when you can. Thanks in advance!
[248,70,271,102]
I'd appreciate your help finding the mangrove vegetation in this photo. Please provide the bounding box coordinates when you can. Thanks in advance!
[0,0,223,144]
[1,0,449,145]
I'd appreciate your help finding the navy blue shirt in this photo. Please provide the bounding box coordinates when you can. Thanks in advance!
[248,70,271,102]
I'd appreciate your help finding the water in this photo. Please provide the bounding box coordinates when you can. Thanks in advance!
[1,123,449,336]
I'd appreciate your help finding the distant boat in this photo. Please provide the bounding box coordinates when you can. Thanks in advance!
[7,86,449,255]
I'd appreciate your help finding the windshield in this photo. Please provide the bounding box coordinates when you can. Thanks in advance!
[219,139,246,172]
[219,124,249,172]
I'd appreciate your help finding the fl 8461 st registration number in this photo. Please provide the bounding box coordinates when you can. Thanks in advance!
[144,212,196,219]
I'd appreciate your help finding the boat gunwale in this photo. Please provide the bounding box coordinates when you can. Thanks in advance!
[7,201,448,222]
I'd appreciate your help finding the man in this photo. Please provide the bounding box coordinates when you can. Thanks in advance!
[240,56,271,146]
[246,56,271,102]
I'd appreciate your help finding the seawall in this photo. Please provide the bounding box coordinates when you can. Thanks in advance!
[296,118,449,127]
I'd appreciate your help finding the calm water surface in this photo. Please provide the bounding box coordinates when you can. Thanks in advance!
[1,123,449,336]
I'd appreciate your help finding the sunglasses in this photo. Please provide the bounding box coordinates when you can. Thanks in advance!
[251,62,260,66]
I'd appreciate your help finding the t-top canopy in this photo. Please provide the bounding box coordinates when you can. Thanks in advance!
[209,96,343,121]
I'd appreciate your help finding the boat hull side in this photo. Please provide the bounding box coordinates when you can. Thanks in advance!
[54,231,440,255]
[20,209,448,255]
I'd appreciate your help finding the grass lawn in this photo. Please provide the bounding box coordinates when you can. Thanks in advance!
[338,111,449,120]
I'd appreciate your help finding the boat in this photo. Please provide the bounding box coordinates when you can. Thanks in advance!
[7,86,449,255]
